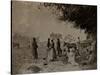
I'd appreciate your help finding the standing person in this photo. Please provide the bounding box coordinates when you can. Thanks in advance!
[47,39,54,61]
[51,39,56,61]
[47,38,51,49]
[56,38,62,56]
[62,42,68,64]
[45,38,51,63]
[32,37,38,59]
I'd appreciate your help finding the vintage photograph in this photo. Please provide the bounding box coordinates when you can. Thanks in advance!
[11,1,97,74]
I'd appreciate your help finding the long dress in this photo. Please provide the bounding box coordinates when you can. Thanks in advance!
[47,48,54,61]
[67,48,78,66]
[47,41,56,61]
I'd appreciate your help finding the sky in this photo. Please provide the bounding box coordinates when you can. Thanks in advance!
[12,1,87,42]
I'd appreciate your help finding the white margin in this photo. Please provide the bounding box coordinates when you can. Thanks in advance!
[0,0,100,75]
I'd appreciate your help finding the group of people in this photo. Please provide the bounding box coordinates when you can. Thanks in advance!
[32,38,62,59]
[32,37,79,65]
[46,38,62,62]
[32,37,96,66]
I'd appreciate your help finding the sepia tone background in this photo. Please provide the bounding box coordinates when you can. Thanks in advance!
[12,1,87,42]
[12,1,97,74]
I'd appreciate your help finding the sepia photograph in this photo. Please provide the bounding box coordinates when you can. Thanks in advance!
[11,0,97,74]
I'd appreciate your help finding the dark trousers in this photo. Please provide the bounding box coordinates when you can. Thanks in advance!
[57,47,62,56]
[33,48,38,59]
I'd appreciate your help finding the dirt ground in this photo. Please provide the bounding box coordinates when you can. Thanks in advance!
[12,46,97,74]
